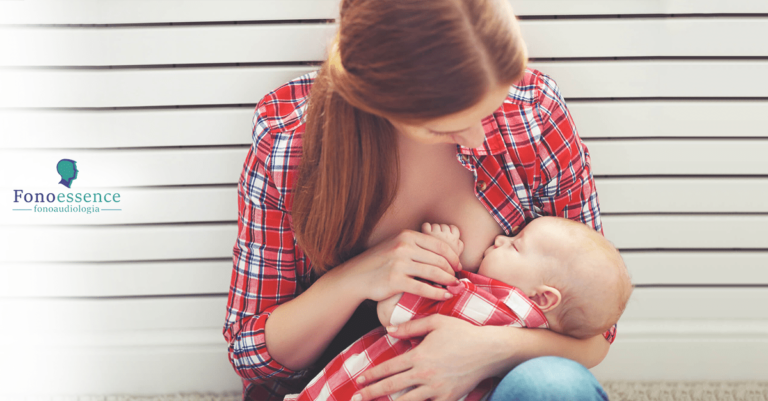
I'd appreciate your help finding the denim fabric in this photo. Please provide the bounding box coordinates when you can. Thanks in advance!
[487,356,608,401]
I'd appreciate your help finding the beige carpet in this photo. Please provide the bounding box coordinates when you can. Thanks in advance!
[603,382,768,401]
[5,383,768,401]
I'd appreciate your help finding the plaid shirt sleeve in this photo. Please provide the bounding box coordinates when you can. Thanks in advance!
[222,94,312,397]
[531,73,617,343]
[533,73,603,236]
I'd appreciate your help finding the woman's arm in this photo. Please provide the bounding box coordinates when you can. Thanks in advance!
[352,316,609,401]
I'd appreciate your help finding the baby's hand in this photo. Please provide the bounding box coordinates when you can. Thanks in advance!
[421,223,464,257]
[377,293,403,327]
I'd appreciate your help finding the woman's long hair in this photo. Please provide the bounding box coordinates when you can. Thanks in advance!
[293,0,528,274]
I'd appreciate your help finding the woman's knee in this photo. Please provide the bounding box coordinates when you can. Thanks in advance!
[487,356,608,401]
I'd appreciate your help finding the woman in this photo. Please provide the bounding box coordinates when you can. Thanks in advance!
[223,0,612,400]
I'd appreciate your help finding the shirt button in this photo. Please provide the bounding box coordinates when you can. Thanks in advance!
[460,155,470,163]
[510,225,519,234]
[476,180,487,192]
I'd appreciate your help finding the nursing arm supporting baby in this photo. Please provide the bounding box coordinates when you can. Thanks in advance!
[380,218,633,339]
[285,217,634,401]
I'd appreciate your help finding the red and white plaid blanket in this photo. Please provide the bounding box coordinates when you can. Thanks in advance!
[284,271,549,401]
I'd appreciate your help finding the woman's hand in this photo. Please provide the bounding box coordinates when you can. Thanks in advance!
[352,315,513,401]
[348,229,462,303]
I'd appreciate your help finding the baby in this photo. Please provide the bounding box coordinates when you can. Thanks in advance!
[285,216,633,401]
[379,216,633,340]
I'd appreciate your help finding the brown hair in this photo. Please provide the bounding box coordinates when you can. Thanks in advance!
[293,0,528,274]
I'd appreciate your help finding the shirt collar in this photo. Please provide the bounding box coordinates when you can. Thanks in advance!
[456,112,507,157]
[457,270,549,329]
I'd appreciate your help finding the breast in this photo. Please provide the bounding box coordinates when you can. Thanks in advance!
[366,144,504,272]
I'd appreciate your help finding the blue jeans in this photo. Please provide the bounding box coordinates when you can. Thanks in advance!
[487,357,608,401]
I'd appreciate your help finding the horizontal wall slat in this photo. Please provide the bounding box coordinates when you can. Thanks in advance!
[571,100,768,139]
[0,0,341,25]
[4,19,768,67]
[1,216,767,262]
[0,260,232,297]
[2,140,765,190]
[2,0,767,25]
[597,178,768,213]
[587,139,768,176]
[623,251,768,285]
[3,178,768,226]
[0,66,317,108]
[592,338,768,381]
[3,61,768,109]
[603,215,768,250]
[0,296,228,332]
[0,345,241,394]
[0,148,246,187]
[0,224,238,262]
[0,24,337,67]
[0,108,254,148]
[3,251,767,298]
[1,186,237,225]
[5,101,768,149]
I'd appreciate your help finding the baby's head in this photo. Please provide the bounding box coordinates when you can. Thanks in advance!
[478,216,633,339]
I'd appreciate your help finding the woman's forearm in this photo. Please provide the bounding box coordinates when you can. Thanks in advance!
[265,259,367,371]
[479,326,611,377]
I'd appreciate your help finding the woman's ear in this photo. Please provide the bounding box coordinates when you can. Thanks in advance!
[528,285,562,312]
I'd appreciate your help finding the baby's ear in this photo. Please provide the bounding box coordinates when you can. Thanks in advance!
[528,286,562,312]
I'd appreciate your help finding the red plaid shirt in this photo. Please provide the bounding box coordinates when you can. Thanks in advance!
[283,270,550,401]
[223,68,611,401]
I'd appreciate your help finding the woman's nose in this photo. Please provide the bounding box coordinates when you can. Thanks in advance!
[456,123,485,148]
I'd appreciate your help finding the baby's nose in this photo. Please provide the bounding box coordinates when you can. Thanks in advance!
[494,235,509,247]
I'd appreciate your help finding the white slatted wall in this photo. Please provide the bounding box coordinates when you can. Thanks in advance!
[1,0,767,396]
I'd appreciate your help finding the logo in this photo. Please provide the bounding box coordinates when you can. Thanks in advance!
[11,159,122,215]
[56,159,79,188]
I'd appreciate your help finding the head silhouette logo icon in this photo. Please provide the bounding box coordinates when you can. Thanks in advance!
[57,159,79,188]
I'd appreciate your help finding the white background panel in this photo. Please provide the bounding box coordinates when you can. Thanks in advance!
[570,100,768,139]
[0,0,341,25]
[0,345,241,395]
[1,186,238,225]
[592,338,768,381]
[603,215,768,250]
[2,0,768,25]
[0,66,317,108]
[0,108,254,149]
[597,178,768,213]
[0,296,227,332]
[1,0,766,392]
[0,260,232,297]
[0,224,238,262]
[532,60,768,99]
[4,19,768,67]
[587,139,768,176]
[0,24,337,66]
[623,251,768,285]
[0,148,247,187]
[3,62,768,108]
